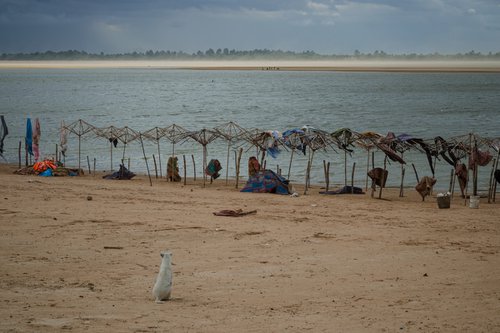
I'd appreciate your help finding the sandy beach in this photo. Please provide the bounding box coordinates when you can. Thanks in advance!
[1,60,500,72]
[0,163,499,332]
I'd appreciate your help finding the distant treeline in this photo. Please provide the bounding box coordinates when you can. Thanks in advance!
[1,49,500,61]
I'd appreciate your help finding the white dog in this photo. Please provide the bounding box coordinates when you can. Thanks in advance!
[152,251,172,303]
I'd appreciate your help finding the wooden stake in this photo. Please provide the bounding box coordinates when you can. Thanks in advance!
[109,139,113,171]
[473,139,478,196]
[225,141,231,185]
[412,163,420,183]
[157,141,162,178]
[493,150,500,202]
[451,166,457,198]
[351,162,356,194]
[86,156,91,175]
[449,168,454,194]
[399,168,406,197]
[24,137,28,167]
[235,148,243,189]
[287,148,295,180]
[93,158,96,177]
[191,154,196,182]
[183,154,187,186]
[304,160,311,195]
[202,145,207,188]
[344,149,347,186]
[487,158,496,203]
[365,149,370,192]
[139,134,152,186]
[323,160,328,190]
[260,149,265,169]
[464,133,472,205]
[152,154,158,179]
[234,150,238,179]
[399,152,404,197]
[18,141,21,168]
[327,162,330,192]
[378,156,387,199]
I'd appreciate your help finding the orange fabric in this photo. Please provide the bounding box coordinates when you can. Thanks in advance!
[33,160,57,172]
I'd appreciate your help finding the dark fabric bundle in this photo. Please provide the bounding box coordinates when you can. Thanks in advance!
[368,168,388,188]
[103,164,136,180]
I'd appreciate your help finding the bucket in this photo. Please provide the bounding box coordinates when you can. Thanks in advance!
[469,195,480,209]
[437,196,450,209]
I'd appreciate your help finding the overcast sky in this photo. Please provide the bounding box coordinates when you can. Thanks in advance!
[0,0,499,54]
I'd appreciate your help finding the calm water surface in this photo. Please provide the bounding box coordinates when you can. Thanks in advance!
[1,68,499,190]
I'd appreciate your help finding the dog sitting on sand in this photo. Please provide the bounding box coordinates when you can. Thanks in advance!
[152,251,172,303]
[415,176,437,201]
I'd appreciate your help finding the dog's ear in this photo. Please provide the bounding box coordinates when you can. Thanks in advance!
[431,178,437,186]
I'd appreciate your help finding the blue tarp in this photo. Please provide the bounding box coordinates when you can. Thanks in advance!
[240,170,290,195]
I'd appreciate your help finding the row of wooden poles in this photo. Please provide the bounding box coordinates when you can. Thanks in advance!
[17,119,500,203]
[16,134,500,204]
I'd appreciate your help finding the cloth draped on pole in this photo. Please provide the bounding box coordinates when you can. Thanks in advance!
[26,118,33,157]
[0,115,8,159]
[32,118,41,162]
[60,120,68,158]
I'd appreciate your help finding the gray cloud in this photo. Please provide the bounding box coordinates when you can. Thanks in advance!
[0,0,498,54]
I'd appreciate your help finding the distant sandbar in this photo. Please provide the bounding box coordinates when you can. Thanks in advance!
[1,60,500,72]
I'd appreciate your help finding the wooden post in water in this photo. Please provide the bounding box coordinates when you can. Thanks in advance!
[93,158,96,177]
